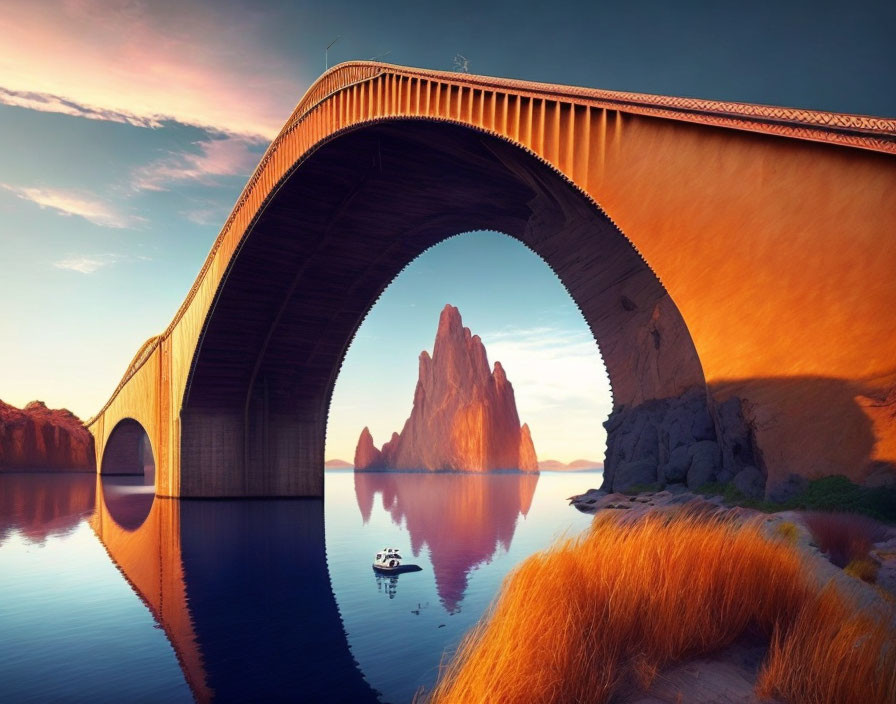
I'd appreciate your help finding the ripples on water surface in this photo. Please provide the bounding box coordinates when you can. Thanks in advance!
[0,469,599,702]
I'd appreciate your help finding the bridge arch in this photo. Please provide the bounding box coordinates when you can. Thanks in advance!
[101,418,156,478]
[100,418,156,530]
[86,63,896,497]
[180,119,706,496]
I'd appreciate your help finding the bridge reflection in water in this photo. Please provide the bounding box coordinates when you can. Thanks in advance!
[92,475,379,703]
[354,471,539,612]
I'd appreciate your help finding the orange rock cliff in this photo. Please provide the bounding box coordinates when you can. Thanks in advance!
[0,400,95,471]
[354,305,538,472]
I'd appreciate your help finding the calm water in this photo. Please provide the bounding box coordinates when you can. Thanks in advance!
[0,469,600,702]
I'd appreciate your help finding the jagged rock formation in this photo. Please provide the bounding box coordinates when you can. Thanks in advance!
[354,427,384,470]
[600,389,761,495]
[0,400,96,471]
[354,305,538,472]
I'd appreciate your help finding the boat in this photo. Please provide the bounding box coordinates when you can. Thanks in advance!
[372,547,422,574]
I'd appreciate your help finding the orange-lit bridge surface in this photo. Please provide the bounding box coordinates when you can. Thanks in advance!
[86,62,896,497]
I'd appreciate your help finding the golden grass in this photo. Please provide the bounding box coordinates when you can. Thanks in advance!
[425,510,896,704]
[844,557,880,583]
[757,585,896,704]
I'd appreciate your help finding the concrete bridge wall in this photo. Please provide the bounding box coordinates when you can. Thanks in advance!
[85,62,896,497]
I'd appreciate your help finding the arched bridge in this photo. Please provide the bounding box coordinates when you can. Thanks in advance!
[86,62,896,497]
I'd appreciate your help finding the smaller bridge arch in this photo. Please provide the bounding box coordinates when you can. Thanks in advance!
[99,418,157,531]
[101,418,156,481]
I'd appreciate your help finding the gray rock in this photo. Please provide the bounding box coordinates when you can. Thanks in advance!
[690,407,717,442]
[767,473,808,503]
[632,422,660,463]
[666,416,689,450]
[864,463,896,488]
[613,459,658,493]
[715,467,735,484]
[713,396,757,477]
[686,441,720,489]
[663,445,691,483]
[732,466,765,500]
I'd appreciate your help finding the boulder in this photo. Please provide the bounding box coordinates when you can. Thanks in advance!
[690,407,716,442]
[686,441,720,489]
[766,473,808,502]
[613,459,658,492]
[662,445,691,483]
[732,466,765,499]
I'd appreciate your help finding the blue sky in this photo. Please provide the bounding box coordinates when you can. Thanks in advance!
[0,0,892,462]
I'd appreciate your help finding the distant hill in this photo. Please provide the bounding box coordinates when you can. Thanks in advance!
[538,458,603,471]
[325,459,353,469]
[567,459,603,470]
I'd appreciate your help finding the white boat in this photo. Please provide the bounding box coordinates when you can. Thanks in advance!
[372,547,422,574]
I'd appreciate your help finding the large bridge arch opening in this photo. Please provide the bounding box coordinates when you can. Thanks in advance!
[180,119,709,497]
[324,229,615,468]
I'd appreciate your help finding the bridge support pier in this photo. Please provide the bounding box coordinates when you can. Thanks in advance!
[179,409,323,498]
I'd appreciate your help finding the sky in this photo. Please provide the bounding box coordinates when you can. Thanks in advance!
[0,0,893,462]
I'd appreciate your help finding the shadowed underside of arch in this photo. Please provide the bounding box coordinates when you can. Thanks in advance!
[86,62,896,498]
[180,121,704,496]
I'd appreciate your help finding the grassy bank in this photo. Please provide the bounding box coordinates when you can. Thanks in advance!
[695,475,896,522]
[425,510,896,704]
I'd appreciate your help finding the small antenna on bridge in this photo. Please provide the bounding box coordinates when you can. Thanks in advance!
[453,54,470,73]
[325,36,341,70]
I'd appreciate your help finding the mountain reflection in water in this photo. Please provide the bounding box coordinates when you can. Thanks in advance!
[0,473,95,546]
[354,471,539,612]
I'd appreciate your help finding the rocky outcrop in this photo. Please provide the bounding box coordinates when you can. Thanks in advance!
[0,400,95,471]
[600,389,760,494]
[353,427,384,470]
[354,305,538,472]
[518,424,537,471]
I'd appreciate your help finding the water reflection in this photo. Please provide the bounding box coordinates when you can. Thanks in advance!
[0,473,95,546]
[354,471,539,612]
[375,573,399,599]
[100,474,155,531]
[91,477,379,703]
[1,471,598,703]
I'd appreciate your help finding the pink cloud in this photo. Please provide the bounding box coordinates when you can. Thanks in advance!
[1,183,145,228]
[0,1,306,140]
[132,136,260,191]
[53,252,151,273]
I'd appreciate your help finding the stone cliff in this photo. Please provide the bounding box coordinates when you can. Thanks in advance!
[599,389,764,497]
[0,400,95,471]
[354,305,538,472]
